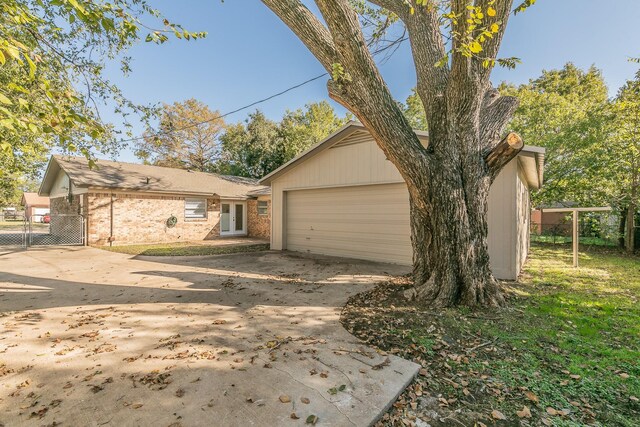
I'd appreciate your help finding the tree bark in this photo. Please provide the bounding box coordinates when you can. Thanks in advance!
[626,202,636,253]
[261,0,520,307]
[403,128,507,307]
[618,208,627,249]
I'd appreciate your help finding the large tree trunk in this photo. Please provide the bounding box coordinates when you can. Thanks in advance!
[260,0,521,307]
[404,133,506,307]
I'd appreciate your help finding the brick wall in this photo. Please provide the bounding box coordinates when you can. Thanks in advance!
[50,195,83,216]
[247,198,270,239]
[86,192,221,246]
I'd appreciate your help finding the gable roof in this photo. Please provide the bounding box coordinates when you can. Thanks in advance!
[259,121,545,189]
[21,192,49,207]
[39,155,269,199]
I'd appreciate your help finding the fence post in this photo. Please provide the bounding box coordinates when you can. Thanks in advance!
[572,209,579,267]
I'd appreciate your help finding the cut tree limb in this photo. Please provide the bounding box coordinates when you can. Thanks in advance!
[485,132,524,179]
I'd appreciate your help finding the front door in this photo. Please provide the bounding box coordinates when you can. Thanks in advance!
[220,201,246,236]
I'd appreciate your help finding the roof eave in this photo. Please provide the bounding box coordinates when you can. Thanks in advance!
[38,156,61,197]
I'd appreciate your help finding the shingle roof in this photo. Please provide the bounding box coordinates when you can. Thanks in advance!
[21,192,50,207]
[39,155,269,199]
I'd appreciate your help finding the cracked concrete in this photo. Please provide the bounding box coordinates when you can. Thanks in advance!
[0,246,418,426]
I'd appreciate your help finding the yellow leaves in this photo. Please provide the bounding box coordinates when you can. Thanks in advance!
[0,93,12,105]
[469,41,483,54]
[487,6,497,17]
[490,23,500,33]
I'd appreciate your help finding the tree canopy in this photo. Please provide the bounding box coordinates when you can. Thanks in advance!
[136,99,225,172]
[501,63,610,207]
[216,102,349,179]
[0,0,204,205]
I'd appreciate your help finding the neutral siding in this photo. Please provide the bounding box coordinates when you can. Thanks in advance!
[49,170,87,198]
[487,161,518,280]
[270,134,525,280]
[515,165,531,275]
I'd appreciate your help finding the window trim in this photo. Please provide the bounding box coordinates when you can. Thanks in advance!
[184,197,207,221]
[257,200,268,216]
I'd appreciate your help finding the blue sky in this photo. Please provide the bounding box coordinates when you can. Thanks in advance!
[99,0,640,162]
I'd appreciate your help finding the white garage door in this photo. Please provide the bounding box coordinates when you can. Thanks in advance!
[285,184,412,264]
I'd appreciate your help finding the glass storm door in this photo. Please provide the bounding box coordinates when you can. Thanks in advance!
[220,201,246,236]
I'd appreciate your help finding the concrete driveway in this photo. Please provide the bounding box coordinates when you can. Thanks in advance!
[0,247,417,426]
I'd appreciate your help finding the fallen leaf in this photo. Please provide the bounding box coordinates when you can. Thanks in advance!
[290,413,299,420]
[546,407,558,416]
[517,406,532,418]
[524,390,539,403]
[570,374,581,380]
[630,396,638,402]
[619,373,630,379]
[491,409,507,420]
[175,388,185,398]
[279,395,291,403]
[301,397,310,404]
[541,417,552,426]
[306,414,318,425]
[132,403,143,409]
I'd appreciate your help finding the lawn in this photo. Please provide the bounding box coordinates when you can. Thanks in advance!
[100,242,270,256]
[342,244,639,426]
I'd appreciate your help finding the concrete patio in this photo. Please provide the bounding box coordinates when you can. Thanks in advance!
[0,246,418,426]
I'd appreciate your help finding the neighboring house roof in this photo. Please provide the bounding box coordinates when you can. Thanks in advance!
[39,155,269,199]
[260,121,545,189]
[246,187,272,197]
[21,192,50,207]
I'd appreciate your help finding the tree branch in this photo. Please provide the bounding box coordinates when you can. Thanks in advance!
[480,89,519,147]
[260,0,337,72]
[484,131,523,180]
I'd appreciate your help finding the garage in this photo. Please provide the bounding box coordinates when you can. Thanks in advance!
[286,184,412,264]
[261,122,545,280]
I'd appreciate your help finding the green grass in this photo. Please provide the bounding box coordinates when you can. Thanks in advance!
[343,243,640,426]
[100,242,270,256]
[531,234,618,247]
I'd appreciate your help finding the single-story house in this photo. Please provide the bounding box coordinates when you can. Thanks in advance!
[21,192,50,222]
[260,122,545,280]
[38,155,271,246]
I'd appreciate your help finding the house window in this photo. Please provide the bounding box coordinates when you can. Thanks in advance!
[257,200,268,216]
[185,198,207,219]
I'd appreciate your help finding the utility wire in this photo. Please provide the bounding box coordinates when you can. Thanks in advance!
[115,72,329,144]
[116,36,408,145]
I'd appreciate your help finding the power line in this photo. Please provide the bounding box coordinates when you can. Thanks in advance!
[115,37,408,145]
[115,72,329,144]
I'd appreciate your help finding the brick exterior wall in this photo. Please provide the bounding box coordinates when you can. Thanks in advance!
[50,195,83,216]
[247,199,271,239]
[86,193,222,246]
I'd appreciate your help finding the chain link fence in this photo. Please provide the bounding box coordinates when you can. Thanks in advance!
[0,216,28,247]
[531,212,621,247]
[0,215,84,248]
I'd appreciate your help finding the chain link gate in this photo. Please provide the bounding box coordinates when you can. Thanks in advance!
[0,216,28,248]
[29,214,85,246]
